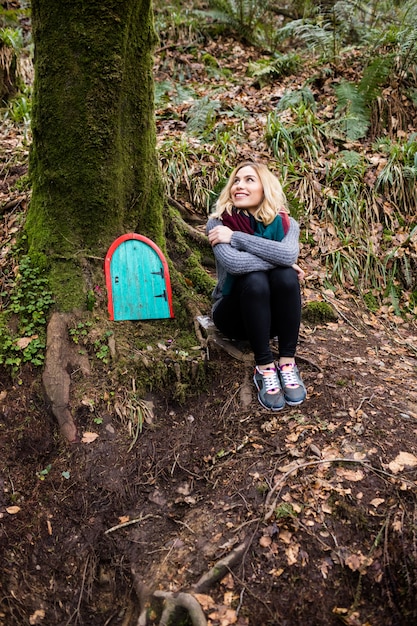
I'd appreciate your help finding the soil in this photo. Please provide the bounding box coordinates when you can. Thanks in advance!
[1,303,417,626]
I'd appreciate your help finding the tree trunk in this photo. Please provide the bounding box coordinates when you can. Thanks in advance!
[26,0,164,310]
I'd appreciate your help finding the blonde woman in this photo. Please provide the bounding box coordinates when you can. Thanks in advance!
[207,161,306,411]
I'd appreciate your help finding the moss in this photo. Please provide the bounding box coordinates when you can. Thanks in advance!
[185,251,216,294]
[27,0,165,309]
[363,291,379,312]
[202,52,219,68]
[48,260,85,311]
[302,300,338,324]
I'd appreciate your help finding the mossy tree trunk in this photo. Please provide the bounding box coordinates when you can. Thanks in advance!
[26,0,164,310]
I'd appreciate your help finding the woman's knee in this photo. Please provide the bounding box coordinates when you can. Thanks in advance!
[270,267,300,292]
[238,271,270,299]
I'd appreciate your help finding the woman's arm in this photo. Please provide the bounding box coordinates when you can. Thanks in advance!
[230,217,300,266]
[207,218,274,274]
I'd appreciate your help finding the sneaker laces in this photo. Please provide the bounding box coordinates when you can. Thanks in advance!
[279,364,300,388]
[257,367,280,394]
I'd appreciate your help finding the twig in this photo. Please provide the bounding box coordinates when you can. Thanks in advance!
[104,513,158,534]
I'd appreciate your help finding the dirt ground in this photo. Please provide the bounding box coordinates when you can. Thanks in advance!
[1,299,417,626]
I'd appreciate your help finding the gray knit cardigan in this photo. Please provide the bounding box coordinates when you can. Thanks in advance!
[206,216,300,313]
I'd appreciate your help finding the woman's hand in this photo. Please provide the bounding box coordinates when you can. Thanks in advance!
[292,263,305,281]
[208,225,233,246]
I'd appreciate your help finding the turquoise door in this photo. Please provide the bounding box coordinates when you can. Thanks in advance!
[105,235,174,321]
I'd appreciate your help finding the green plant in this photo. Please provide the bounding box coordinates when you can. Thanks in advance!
[266,102,324,165]
[0,256,54,374]
[275,502,298,520]
[36,464,52,481]
[94,331,113,364]
[206,0,270,44]
[373,134,417,214]
[69,321,93,344]
[248,52,302,87]
[331,56,392,140]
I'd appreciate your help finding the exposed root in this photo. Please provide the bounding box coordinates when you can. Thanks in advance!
[42,311,90,442]
[131,535,252,625]
[155,591,207,626]
[193,536,252,593]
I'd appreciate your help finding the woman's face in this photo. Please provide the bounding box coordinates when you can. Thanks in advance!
[230,165,264,214]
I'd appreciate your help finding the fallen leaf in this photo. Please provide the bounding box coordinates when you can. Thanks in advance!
[259,535,272,548]
[345,552,373,573]
[81,432,99,444]
[285,543,300,565]
[16,335,37,349]
[6,506,21,514]
[118,516,130,524]
[336,468,364,481]
[29,609,45,625]
[193,594,215,611]
[370,498,384,508]
[279,529,292,544]
[388,451,417,474]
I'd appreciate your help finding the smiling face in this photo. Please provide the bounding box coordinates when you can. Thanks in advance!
[230,165,264,214]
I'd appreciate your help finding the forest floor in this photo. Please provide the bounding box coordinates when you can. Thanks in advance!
[1,33,417,626]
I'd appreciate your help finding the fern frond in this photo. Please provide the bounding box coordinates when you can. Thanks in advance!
[359,57,392,105]
[276,86,316,112]
[185,96,221,136]
[334,81,370,140]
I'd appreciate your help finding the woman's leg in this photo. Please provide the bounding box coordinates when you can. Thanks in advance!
[268,266,301,358]
[268,266,306,405]
[213,271,274,366]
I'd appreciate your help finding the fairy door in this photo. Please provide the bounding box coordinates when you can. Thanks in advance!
[105,234,174,321]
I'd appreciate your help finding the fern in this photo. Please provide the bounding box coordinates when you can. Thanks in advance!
[276,86,316,112]
[334,81,370,140]
[206,0,269,42]
[248,53,302,86]
[185,96,222,136]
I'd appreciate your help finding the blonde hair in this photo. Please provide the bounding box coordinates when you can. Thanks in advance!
[210,161,288,226]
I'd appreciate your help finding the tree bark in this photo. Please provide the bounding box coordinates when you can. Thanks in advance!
[26,0,164,309]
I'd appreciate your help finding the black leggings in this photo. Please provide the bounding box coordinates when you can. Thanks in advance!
[213,267,301,366]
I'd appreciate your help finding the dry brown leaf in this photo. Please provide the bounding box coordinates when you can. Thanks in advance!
[279,529,292,544]
[6,505,21,514]
[193,593,215,611]
[336,468,364,482]
[370,498,385,508]
[16,335,37,349]
[285,543,300,565]
[388,451,417,474]
[345,552,373,573]
[29,609,45,625]
[81,432,99,444]
[259,535,272,548]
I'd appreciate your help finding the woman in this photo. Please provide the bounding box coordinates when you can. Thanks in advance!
[206,161,306,411]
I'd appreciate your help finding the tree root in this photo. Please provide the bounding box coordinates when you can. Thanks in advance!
[42,311,90,442]
[132,536,252,625]
[155,591,207,626]
[193,536,251,593]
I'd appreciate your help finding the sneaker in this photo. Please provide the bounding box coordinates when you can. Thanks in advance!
[253,366,285,411]
[279,363,307,406]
